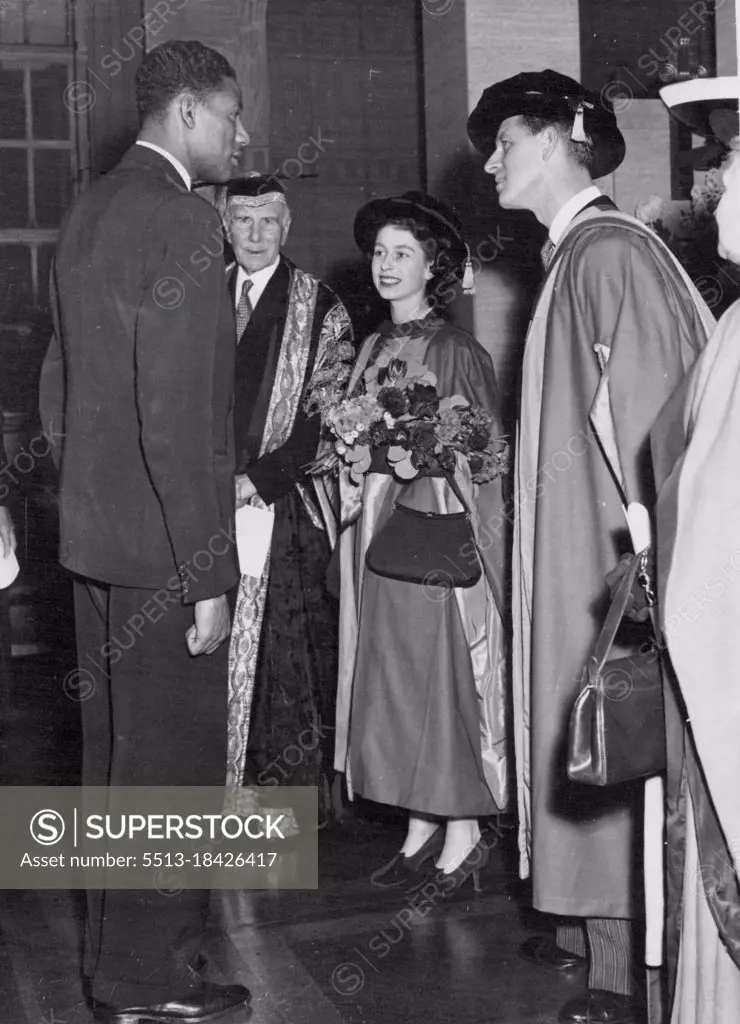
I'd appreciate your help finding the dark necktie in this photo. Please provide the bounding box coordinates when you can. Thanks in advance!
[235,277,254,340]
[540,238,556,272]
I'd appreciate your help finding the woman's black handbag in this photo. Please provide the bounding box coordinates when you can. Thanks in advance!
[364,472,482,588]
[567,550,666,786]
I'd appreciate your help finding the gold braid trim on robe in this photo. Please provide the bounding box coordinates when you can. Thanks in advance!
[299,300,354,546]
[225,266,319,818]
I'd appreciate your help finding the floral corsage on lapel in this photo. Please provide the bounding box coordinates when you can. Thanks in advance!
[308,354,509,485]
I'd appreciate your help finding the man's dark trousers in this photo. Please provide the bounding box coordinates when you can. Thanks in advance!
[75,578,229,1006]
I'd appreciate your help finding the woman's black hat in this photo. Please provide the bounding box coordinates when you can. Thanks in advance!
[467,69,626,180]
[353,191,468,278]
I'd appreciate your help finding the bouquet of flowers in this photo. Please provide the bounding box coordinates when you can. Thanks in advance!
[635,169,723,254]
[309,354,509,485]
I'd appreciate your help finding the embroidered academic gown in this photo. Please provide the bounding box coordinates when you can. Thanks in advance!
[225,256,353,817]
[512,207,712,918]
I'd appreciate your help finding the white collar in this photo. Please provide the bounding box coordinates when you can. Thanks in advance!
[135,141,191,191]
[549,185,602,245]
[234,256,281,310]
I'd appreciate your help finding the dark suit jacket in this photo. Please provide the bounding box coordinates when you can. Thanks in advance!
[229,256,343,506]
[39,144,238,603]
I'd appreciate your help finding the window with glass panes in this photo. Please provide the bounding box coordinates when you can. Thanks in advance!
[0,0,82,411]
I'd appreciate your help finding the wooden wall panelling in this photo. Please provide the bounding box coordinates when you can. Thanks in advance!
[143,0,271,173]
[267,0,423,336]
[439,0,582,415]
[80,0,144,177]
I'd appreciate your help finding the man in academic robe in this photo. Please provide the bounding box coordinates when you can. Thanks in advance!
[219,175,353,825]
[468,70,714,1024]
[39,40,252,1023]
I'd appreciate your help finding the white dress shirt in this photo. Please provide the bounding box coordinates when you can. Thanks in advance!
[135,141,191,191]
[549,184,603,246]
[233,257,281,313]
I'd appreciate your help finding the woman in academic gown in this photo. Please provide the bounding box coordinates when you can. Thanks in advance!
[334,192,509,890]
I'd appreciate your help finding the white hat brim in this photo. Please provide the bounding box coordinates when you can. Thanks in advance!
[660,76,740,143]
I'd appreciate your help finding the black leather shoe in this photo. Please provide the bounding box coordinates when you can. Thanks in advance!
[518,935,587,970]
[557,990,643,1023]
[91,981,251,1023]
[370,827,444,889]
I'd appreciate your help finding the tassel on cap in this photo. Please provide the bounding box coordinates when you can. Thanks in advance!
[462,244,475,295]
[570,99,594,143]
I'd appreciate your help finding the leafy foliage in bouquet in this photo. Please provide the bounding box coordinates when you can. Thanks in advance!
[311,354,509,485]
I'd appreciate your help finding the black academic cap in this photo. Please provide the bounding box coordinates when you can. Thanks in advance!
[467,69,626,179]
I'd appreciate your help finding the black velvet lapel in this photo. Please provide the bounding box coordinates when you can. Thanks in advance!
[227,263,238,306]
[233,258,292,469]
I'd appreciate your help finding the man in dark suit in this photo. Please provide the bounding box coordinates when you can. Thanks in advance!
[40,40,251,1023]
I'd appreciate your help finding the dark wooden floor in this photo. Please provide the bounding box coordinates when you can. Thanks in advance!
[0,569,584,1024]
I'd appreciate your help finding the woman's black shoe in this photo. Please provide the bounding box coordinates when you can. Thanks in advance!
[434,835,491,894]
[370,827,445,888]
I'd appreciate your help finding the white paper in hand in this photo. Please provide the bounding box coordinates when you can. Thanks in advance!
[0,548,19,589]
[235,503,275,580]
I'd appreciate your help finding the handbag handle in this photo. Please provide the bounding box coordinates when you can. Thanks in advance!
[592,549,648,674]
[443,470,473,516]
[393,469,473,515]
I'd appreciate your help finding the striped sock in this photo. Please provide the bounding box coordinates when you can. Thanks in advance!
[586,917,633,995]
[555,922,586,957]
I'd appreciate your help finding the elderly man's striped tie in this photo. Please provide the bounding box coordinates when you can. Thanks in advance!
[236,277,253,340]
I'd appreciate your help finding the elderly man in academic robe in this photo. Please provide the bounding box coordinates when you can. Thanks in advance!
[219,175,353,825]
[468,70,714,1024]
